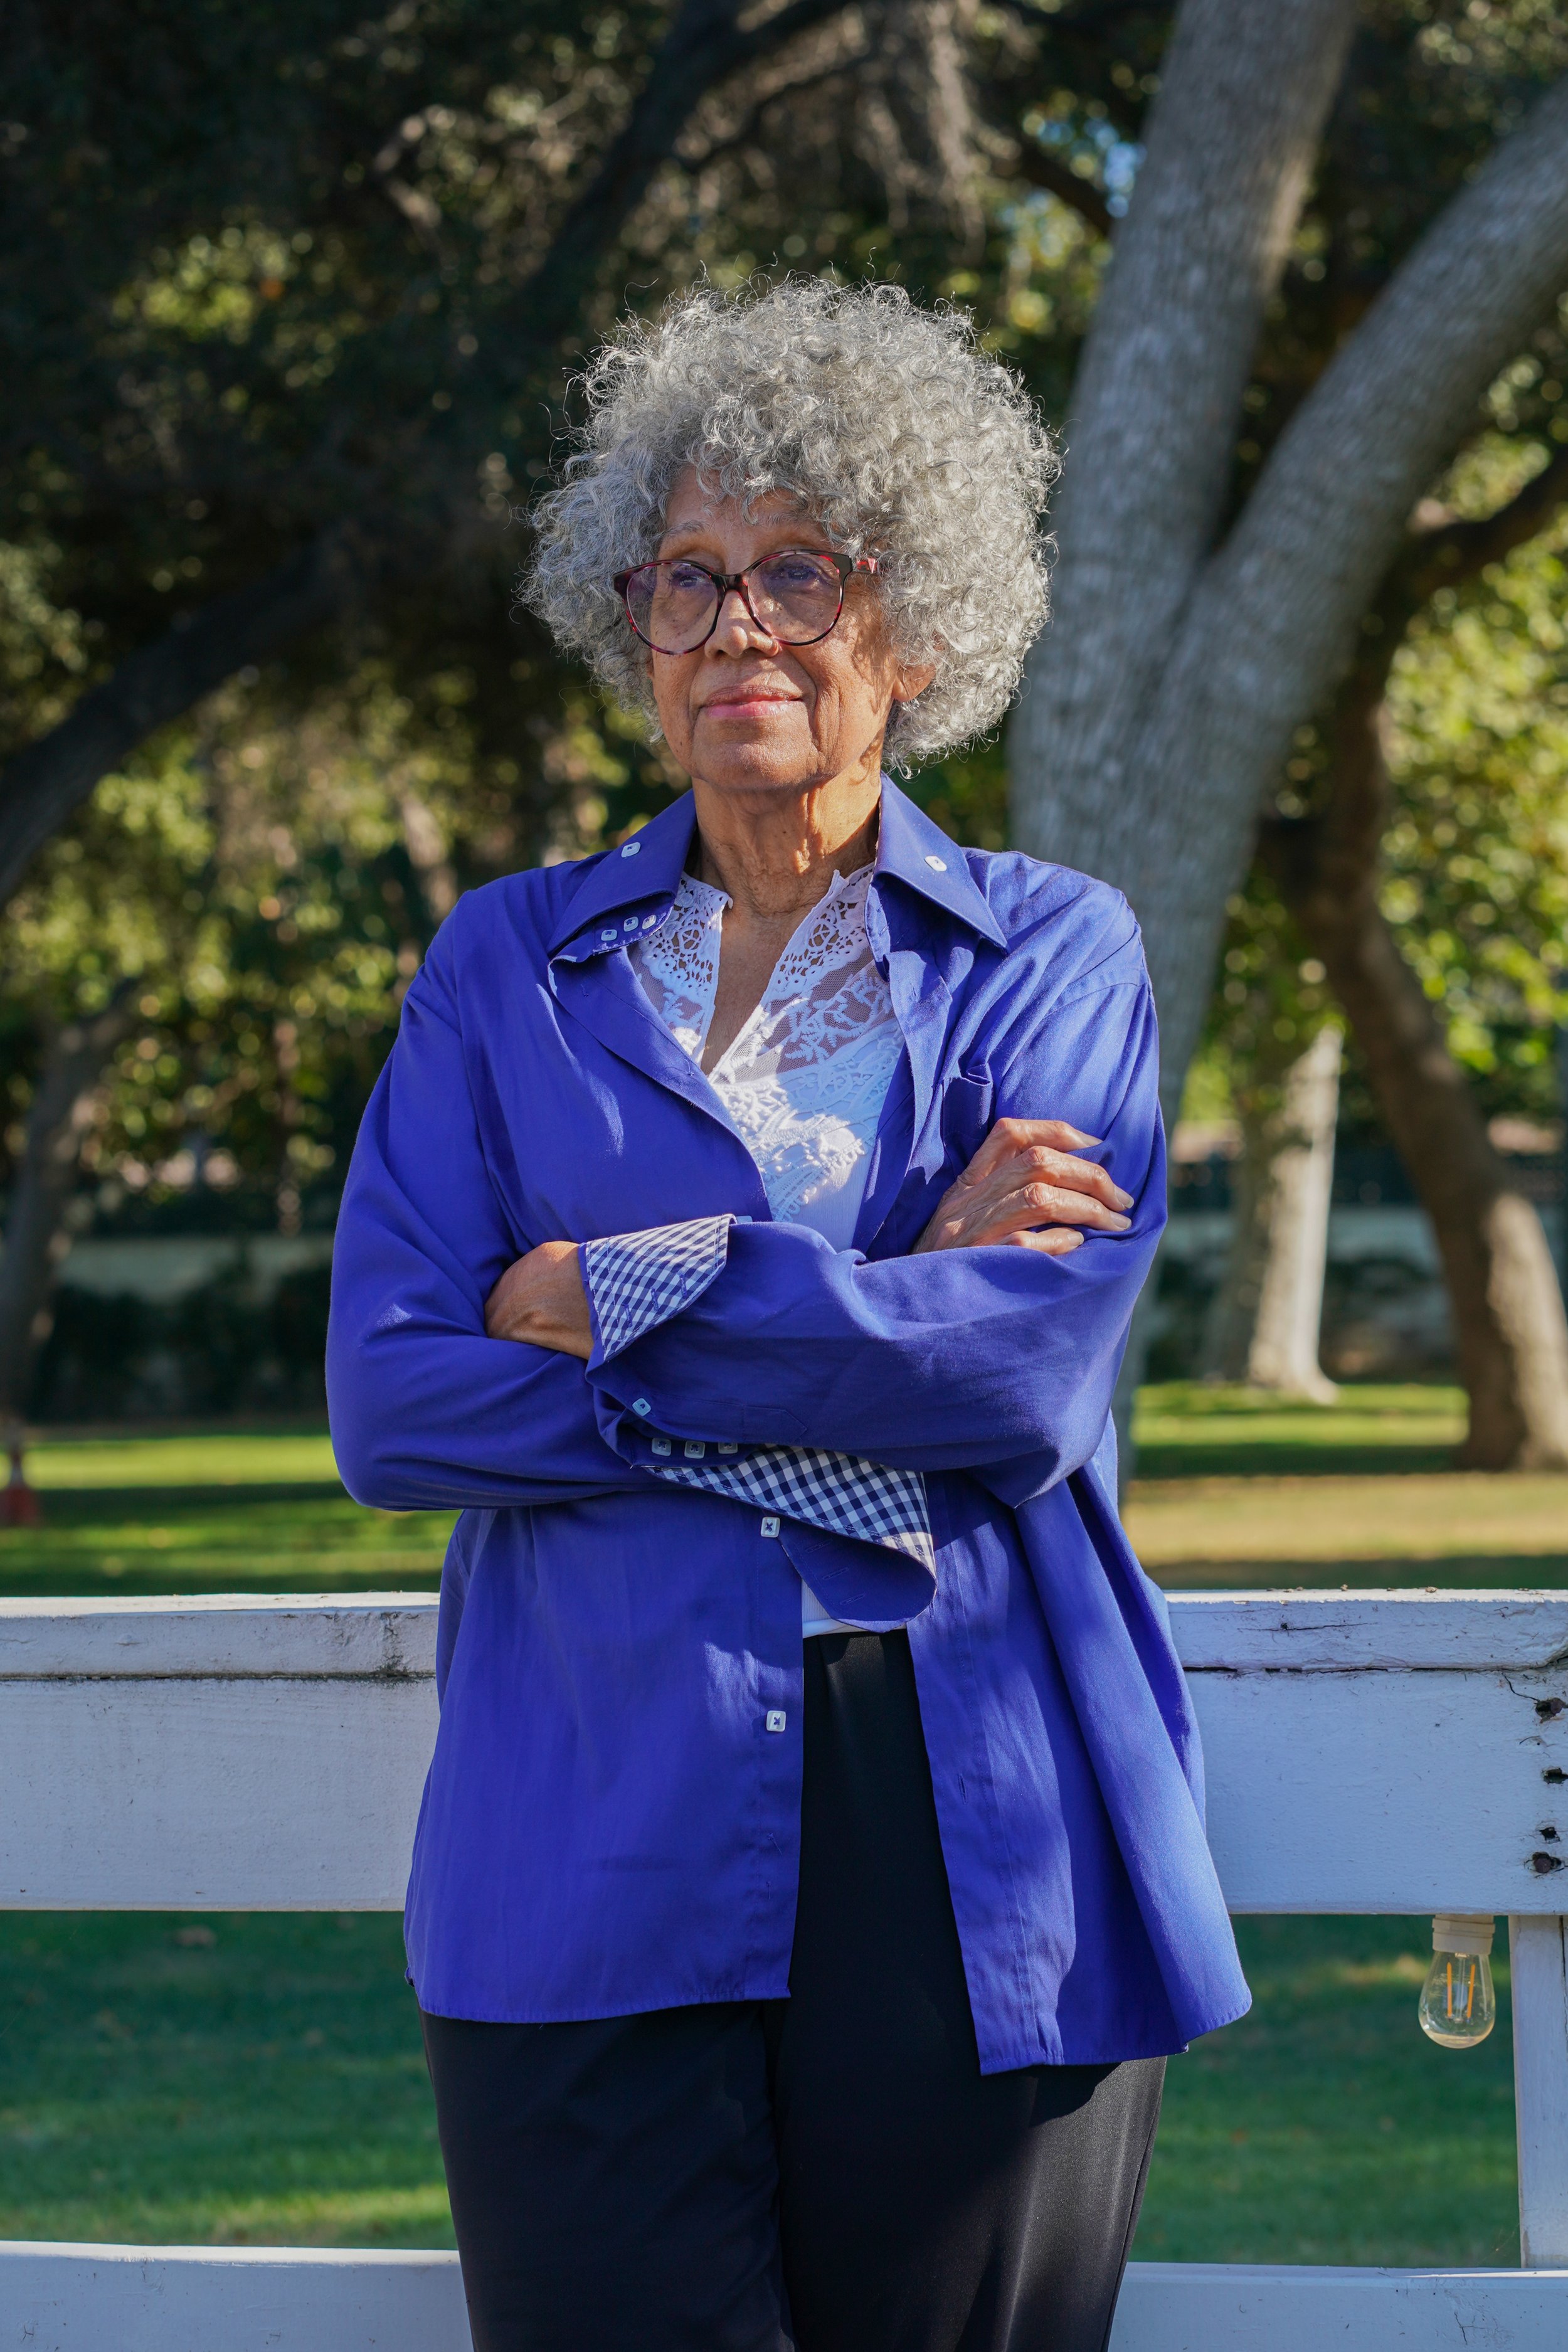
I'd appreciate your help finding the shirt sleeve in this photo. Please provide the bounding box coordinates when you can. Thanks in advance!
[584,975,1166,1497]
[326,944,657,1515]
[581,1214,931,1570]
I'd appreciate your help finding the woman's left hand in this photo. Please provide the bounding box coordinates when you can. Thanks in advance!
[485,1240,593,1358]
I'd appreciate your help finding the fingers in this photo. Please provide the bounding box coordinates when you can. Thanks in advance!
[1006,1226,1084,1256]
[955,1179,1131,1248]
[916,1115,1138,1254]
[1005,1145,1133,1212]
[951,1116,1101,1189]
[915,1179,1128,1253]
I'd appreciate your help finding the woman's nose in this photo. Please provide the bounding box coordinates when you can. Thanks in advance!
[710,586,776,652]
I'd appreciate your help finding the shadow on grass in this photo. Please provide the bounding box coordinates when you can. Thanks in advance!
[1155,1553,1568,1591]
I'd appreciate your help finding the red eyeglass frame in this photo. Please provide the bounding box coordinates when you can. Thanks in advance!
[612,549,880,654]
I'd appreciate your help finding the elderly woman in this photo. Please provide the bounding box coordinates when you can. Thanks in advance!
[327,280,1248,2352]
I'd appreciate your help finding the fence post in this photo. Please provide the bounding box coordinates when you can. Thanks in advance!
[1510,1915,1568,2266]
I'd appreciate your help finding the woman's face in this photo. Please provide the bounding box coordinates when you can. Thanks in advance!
[644,469,934,801]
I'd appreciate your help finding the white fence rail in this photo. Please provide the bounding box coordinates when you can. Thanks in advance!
[2,1589,1565,2348]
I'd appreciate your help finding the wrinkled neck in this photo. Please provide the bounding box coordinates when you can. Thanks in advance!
[690,776,880,924]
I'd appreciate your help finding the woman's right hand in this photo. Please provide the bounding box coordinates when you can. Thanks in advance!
[912,1118,1133,1257]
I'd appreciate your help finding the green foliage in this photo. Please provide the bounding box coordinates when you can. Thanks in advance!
[1382,511,1568,1113]
[4,0,1567,1197]
[1189,878,1340,1131]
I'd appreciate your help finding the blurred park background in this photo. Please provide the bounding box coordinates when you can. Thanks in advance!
[1,0,1567,2280]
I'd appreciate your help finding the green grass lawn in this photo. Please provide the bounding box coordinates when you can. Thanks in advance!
[0,1428,451,1599]
[0,1914,443,2249]
[0,1910,1519,2264]
[1140,1918,1519,2268]
[1131,1381,1470,1480]
[0,1389,1552,2259]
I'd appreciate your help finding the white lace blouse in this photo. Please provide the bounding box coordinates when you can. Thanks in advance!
[632,862,905,1636]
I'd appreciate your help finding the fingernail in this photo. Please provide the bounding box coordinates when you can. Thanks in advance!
[1108,1213,1131,1230]
[1112,1186,1133,1210]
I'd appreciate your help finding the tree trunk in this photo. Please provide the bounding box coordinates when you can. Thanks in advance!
[399,793,459,930]
[1243,1023,1340,1401]
[1202,1024,1340,1398]
[1268,705,1568,1469]
[1199,1124,1273,1384]
[1011,7,1568,1106]
[1007,0,1568,1468]
[0,992,135,1425]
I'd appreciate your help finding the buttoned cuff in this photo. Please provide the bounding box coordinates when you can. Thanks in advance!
[581,1214,734,1360]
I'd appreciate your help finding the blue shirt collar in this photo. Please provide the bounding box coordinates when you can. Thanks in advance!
[547,776,1006,959]
[872,779,1007,948]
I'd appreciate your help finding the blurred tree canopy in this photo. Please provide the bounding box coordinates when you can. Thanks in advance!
[1382,504,1568,1118]
[1,0,1565,1255]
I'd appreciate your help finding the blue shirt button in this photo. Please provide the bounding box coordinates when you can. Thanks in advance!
[620,839,642,856]
[632,1399,652,1416]
[765,1710,787,1734]
[760,1515,780,1538]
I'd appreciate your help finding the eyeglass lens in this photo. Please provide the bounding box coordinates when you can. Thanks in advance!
[626,552,843,653]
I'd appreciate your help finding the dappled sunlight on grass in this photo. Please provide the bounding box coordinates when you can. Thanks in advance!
[22,1431,342,1489]
[1133,1383,1468,1480]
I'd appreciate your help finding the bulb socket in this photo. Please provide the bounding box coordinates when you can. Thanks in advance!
[1431,1912,1495,1957]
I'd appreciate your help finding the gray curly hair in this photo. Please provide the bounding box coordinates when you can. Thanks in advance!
[522,279,1058,763]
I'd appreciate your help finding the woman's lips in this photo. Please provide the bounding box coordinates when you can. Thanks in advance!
[699,692,801,718]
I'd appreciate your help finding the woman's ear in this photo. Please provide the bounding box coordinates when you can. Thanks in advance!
[892,660,939,705]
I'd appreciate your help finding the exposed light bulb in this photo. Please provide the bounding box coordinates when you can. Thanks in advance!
[1417,1914,1496,2048]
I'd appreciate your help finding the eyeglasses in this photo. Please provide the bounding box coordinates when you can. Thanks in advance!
[612,548,880,655]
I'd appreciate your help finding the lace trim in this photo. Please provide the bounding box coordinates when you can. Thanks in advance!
[632,867,903,1231]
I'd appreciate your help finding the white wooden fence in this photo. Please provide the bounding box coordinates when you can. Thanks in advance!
[2,1588,1565,2349]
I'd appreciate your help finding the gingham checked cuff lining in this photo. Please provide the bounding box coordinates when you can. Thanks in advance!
[582,1216,733,1359]
[648,1442,933,1572]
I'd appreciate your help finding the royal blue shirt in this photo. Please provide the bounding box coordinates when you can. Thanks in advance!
[327,781,1250,2069]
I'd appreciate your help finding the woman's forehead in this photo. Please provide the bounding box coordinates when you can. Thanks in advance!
[658,471,827,551]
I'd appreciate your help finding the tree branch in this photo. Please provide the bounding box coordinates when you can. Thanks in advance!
[506,0,863,349]
[1004,137,1114,236]
[1054,54,1568,1091]
[1160,70,1568,820]
[0,527,373,909]
[0,0,862,911]
[1399,440,1568,610]
[681,49,876,177]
